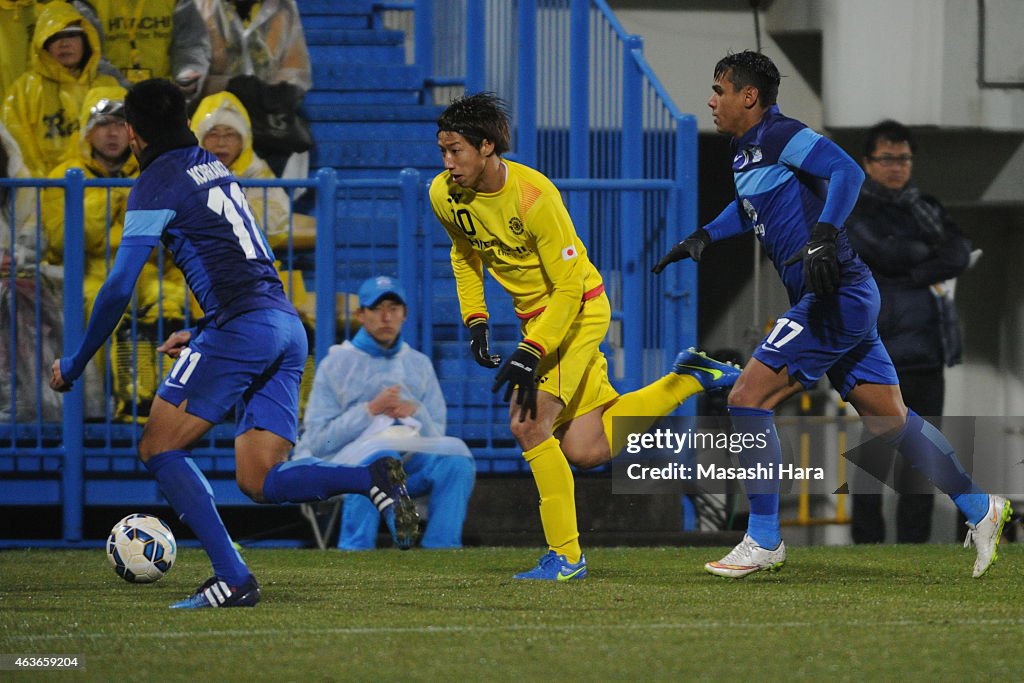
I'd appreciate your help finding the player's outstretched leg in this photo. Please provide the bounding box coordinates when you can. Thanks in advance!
[704,534,786,578]
[599,348,740,460]
[261,455,421,549]
[368,457,420,550]
[964,495,1012,578]
[514,550,588,581]
[170,575,261,609]
[672,347,742,391]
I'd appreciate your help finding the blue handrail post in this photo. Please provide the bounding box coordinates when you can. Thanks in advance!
[62,168,85,543]
[677,113,699,360]
[620,34,644,391]
[398,168,421,348]
[419,182,436,353]
[516,0,538,167]
[465,0,486,95]
[414,0,434,94]
[568,0,590,226]
[314,167,338,364]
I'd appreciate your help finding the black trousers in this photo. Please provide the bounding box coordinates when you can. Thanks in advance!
[851,368,945,544]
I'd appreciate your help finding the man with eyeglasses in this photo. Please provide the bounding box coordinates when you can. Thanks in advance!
[846,119,974,545]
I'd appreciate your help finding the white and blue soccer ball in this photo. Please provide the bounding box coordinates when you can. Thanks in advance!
[106,514,177,583]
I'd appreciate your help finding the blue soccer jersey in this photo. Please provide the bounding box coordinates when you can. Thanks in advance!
[59,145,299,387]
[122,146,294,325]
[696,106,899,395]
[703,105,871,304]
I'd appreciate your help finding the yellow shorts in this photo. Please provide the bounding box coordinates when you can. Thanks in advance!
[522,292,619,430]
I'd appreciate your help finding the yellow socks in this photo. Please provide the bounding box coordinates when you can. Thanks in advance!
[600,373,701,457]
[524,436,581,563]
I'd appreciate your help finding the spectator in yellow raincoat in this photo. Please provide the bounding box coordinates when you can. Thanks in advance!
[2,2,120,178]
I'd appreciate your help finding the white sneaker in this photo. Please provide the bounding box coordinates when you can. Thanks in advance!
[704,534,786,578]
[964,495,1012,578]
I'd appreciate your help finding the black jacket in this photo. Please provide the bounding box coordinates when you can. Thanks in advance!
[847,190,970,371]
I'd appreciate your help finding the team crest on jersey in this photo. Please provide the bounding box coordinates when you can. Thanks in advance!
[733,145,763,169]
[561,245,578,260]
[509,216,524,235]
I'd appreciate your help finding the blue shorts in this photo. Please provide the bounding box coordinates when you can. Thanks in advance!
[156,308,307,442]
[751,278,899,399]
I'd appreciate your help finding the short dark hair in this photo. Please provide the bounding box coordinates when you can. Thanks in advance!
[437,92,511,155]
[714,50,780,107]
[863,119,916,157]
[124,78,189,146]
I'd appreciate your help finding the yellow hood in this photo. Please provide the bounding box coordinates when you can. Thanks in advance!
[190,91,254,173]
[31,2,103,85]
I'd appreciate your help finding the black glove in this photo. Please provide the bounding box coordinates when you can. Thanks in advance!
[784,222,840,296]
[651,228,711,274]
[468,318,501,368]
[492,341,542,422]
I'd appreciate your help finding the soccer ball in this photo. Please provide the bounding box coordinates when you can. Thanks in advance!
[114,513,174,536]
[106,515,176,583]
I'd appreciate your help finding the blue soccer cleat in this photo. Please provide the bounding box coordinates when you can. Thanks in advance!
[368,457,420,550]
[513,550,588,581]
[169,575,260,609]
[673,347,741,392]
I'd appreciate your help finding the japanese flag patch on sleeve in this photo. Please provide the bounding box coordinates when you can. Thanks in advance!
[561,245,578,260]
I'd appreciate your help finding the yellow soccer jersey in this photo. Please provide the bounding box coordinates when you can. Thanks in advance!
[429,160,604,355]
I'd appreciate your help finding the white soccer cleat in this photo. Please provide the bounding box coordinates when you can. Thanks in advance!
[964,494,1012,578]
[704,534,786,578]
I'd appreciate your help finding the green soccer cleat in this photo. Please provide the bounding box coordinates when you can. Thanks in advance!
[673,347,741,392]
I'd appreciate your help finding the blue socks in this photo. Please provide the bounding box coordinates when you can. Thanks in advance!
[143,450,250,586]
[261,457,372,504]
[891,409,989,524]
[144,452,382,584]
[728,405,783,549]
[724,405,990,543]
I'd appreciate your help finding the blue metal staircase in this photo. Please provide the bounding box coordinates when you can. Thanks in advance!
[296,2,517,462]
[300,1,443,177]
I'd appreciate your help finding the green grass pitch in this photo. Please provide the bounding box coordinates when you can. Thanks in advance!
[2,544,1022,680]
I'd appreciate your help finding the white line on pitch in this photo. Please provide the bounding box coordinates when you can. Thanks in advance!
[6,617,1024,642]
